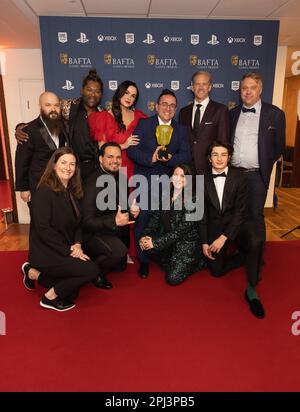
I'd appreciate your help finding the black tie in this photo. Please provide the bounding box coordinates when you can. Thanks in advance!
[242,107,256,113]
[193,104,201,134]
[212,172,226,178]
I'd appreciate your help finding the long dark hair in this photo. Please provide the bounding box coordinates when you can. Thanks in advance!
[37,147,83,199]
[171,163,195,199]
[112,80,139,133]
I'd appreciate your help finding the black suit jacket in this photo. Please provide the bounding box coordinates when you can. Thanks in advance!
[229,101,286,187]
[81,168,129,242]
[15,117,69,192]
[199,167,248,244]
[179,100,229,174]
[29,186,82,268]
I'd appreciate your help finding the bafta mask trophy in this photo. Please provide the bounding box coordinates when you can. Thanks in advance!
[155,125,173,159]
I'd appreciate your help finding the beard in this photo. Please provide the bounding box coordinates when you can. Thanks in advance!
[82,93,100,110]
[41,110,62,135]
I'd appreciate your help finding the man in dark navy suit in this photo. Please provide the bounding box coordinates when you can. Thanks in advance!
[230,72,285,242]
[127,89,191,278]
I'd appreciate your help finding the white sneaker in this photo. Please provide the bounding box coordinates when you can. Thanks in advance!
[127,254,134,264]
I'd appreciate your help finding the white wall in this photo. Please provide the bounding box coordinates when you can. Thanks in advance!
[1,49,44,223]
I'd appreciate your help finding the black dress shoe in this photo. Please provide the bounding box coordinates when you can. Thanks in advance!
[94,276,113,289]
[138,262,149,278]
[21,262,35,290]
[40,296,75,312]
[245,291,265,319]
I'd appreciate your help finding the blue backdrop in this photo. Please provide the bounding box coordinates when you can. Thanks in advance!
[40,17,279,115]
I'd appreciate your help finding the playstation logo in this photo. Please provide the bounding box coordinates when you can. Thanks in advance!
[143,33,155,44]
[62,80,74,90]
[207,34,219,45]
[76,32,89,43]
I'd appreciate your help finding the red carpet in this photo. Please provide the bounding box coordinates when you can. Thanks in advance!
[0,241,299,392]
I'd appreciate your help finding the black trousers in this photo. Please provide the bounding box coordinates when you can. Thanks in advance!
[208,223,264,287]
[84,234,128,276]
[38,258,99,299]
[243,171,268,242]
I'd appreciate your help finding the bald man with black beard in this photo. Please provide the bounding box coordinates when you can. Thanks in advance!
[15,91,69,203]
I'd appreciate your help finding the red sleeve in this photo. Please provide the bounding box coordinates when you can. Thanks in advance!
[88,111,110,141]
[135,109,147,122]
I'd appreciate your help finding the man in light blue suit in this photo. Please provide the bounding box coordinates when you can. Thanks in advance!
[127,89,192,278]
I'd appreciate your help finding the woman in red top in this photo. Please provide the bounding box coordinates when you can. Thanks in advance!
[88,80,147,179]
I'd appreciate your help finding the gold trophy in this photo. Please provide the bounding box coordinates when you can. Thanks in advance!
[155,125,173,159]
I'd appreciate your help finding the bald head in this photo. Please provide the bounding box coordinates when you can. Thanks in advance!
[39,91,61,121]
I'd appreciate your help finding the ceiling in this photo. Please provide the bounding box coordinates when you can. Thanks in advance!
[1,0,300,49]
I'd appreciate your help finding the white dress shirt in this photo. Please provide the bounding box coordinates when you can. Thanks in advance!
[212,166,228,209]
[231,100,261,169]
[192,97,210,128]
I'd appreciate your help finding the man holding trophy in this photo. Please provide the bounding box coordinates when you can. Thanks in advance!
[127,90,191,278]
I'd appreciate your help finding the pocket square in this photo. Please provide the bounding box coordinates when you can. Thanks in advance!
[268,125,276,130]
[205,121,214,125]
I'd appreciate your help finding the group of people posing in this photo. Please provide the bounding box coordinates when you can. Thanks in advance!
[14,69,286,319]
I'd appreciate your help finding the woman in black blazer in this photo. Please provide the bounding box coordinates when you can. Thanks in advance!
[21,147,100,311]
[139,164,206,285]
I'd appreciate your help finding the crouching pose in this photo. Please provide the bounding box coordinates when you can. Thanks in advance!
[139,164,206,285]
[21,147,100,311]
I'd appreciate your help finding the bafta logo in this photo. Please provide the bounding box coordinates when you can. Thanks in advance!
[231,55,239,66]
[190,55,198,66]
[104,54,112,64]
[147,101,155,112]
[60,53,68,65]
[147,54,156,65]
[156,125,173,159]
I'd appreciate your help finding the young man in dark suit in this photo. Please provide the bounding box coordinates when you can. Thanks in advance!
[127,89,191,278]
[179,71,229,174]
[230,72,286,242]
[200,141,265,319]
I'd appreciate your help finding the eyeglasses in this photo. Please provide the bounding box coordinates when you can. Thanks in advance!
[159,102,177,110]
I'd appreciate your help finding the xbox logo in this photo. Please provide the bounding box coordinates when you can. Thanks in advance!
[163,36,170,43]
[145,82,151,89]
[227,37,233,43]
[97,34,104,41]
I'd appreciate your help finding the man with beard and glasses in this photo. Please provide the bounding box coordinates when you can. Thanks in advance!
[15,69,104,180]
[15,91,69,205]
